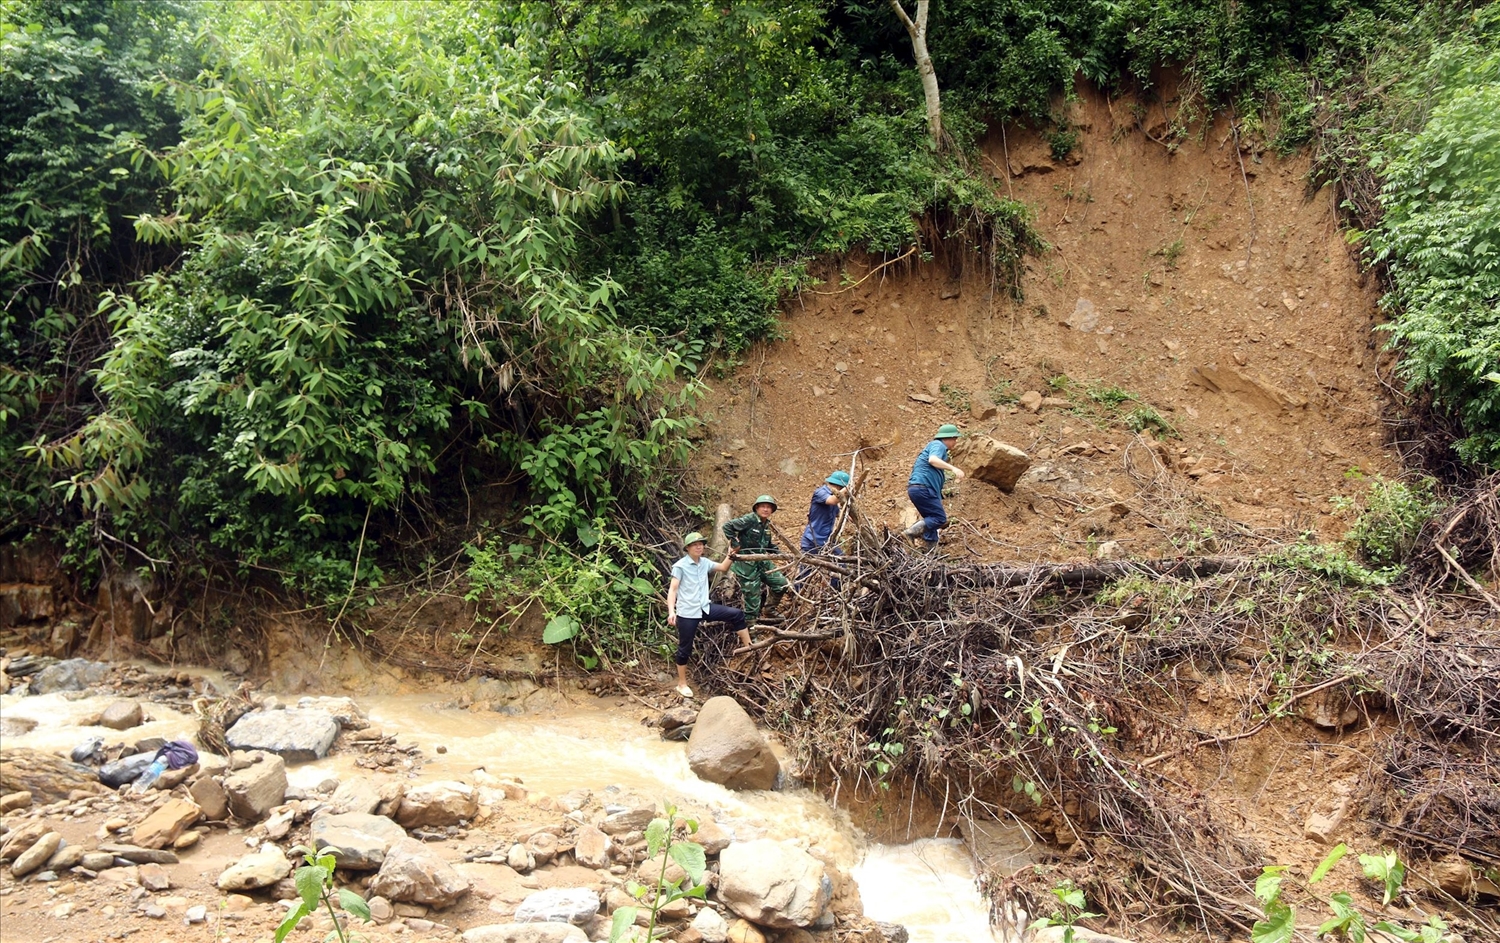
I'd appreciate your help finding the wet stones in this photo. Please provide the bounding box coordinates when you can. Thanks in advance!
[188,776,230,821]
[223,751,287,821]
[599,807,654,835]
[225,708,339,762]
[327,777,382,815]
[718,840,831,929]
[463,924,588,943]
[395,780,478,828]
[217,844,291,891]
[99,699,144,730]
[310,811,408,870]
[686,697,780,791]
[369,837,471,908]
[98,843,179,864]
[30,658,109,694]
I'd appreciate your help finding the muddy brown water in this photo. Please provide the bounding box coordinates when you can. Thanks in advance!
[0,685,1033,941]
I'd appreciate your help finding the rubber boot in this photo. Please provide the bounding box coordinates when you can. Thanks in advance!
[902,519,927,539]
[918,539,939,555]
[759,591,784,621]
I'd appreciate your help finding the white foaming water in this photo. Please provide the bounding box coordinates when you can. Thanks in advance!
[1,686,1013,941]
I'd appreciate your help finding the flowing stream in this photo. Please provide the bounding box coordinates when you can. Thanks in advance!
[0,685,1028,942]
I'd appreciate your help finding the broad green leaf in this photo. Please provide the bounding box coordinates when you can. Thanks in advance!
[1251,904,1296,943]
[1371,921,1421,943]
[609,907,637,943]
[542,614,581,644]
[274,901,312,943]
[338,888,372,922]
[645,818,669,859]
[1254,866,1288,907]
[1310,843,1348,884]
[630,577,655,595]
[669,841,707,884]
[295,864,328,910]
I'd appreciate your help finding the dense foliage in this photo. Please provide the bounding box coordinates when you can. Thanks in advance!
[2,0,1498,633]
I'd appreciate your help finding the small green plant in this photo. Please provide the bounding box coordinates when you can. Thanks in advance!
[1251,865,1296,943]
[1372,915,1450,943]
[1085,383,1136,409]
[1048,128,1080,160]
[941,383,972,413]
[1046,374,1072,392]
[1156,238,1185,268]
[989,379,1020,405]
[275,847,372,943]
[1125,406,1177,438]
[1029,880,1101,942]
[611,802,708,943]
[1358,851,1405,907]
[865,728,906,791]
[1270,537,1394,587]
[1338,475,1440,567]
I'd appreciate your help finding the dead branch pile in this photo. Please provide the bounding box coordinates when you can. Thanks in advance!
[692,488,1499,935]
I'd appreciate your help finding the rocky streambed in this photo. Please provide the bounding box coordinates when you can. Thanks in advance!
[0,657,1012,943]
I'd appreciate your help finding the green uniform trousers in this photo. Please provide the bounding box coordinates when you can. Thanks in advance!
[730,559,788,618]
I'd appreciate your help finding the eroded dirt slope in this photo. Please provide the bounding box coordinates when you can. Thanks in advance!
[699,87,1394,560]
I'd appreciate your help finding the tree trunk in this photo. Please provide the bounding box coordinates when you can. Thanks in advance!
[889,0,942,150]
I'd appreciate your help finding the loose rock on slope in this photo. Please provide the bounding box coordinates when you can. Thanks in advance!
[685,696,780,791]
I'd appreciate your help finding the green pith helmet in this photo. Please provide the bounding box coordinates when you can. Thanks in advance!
[753,494,778,511]
[682,531,707,548]
[935,423,963,439]
[826,470,851,487]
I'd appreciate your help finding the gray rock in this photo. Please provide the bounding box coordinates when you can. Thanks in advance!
[507,843,535,873]
[189,777,230,820]
[599,807,654,835]
[185,905,207,924]
[310,812,408,870]
[11,832,62,877]
[138,862,171,891]
[513,888,600,925]
[98,843,179,864]
[686,697,780,791]
[99,752,156,788]
[46,844,85,871]
[394,781,478,828]
[572,825,610,869]
[81,852,115,871]
[368,838,470,908]
[225,709,339,762]
[99,700,144,730]
[692,907,728,943]
[718,839,831,929]
[658,706,698,730]
[295,696,365,726]
[874,922,910,943]
[31,658,109,694]
[217,844,291,891]
[224,751,287,822]
[661,724,693,742]
[327,778,382,815]
[462,924,588,943]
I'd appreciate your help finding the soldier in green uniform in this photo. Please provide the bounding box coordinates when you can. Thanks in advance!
[722,494,790,623]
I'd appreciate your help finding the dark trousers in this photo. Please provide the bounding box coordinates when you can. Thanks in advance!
[907,484,947,542]
[797,535,843,589]
[674,603,746,665]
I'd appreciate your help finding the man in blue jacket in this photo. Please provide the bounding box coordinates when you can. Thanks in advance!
[799,470,849,588]
[904,424,966,552]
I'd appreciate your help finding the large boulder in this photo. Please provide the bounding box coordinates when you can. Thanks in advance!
[99,700,144,730]
[952,435,1031,493]
[463,925,588,943]
[369,838,471,908]
[327,777,382,815]
[0,748,106,801]
[131,798,202,850]
[686,697,779,791]
[394,781,478,828]
[224,752,287,821]
[31,658,109,694]
[225,709,339,762]
[311,812,407,870]
[572,825,610,869]
[189,776,230,820]
[718,840,831,929]
[10,831,62,877]
[217,844,291,891]
[513,888,600,925]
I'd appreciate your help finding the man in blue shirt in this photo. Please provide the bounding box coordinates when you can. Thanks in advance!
[798,470,849,588]
[905,424,966,552]
[666,531,748,698]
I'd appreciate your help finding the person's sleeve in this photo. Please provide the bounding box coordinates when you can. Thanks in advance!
[936,441,949,462]
[723,513,748,545]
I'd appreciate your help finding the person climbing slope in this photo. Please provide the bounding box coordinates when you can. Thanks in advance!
[799,470,848,587]
[904,424,965,552]
[666,531,748,699]
[723,494,790,623]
